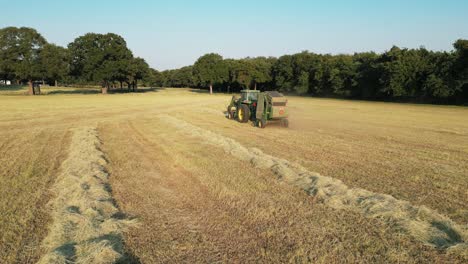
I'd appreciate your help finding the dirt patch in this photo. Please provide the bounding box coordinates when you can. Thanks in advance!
[38,127,136,264]
[161,114,468,254]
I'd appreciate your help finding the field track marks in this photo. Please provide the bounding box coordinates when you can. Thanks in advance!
[38,127,136,264]
[102,121,241,262]
[160,114,468,254]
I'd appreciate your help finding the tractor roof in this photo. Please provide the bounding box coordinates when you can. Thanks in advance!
[241,90,260,93]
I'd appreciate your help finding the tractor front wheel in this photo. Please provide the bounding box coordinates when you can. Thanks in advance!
[237,104,250,123]
[227,106,234,119]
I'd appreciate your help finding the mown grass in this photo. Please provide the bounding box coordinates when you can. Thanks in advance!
[0,88,223,263]
[0,88,466,262]
[99,119,463,263]
[0,129,70,263]
[177,96,468,224]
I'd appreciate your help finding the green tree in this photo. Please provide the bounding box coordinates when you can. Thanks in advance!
[296,71,309,94]
[126,57,150,91]
[0,27,47,94]
[169,66,194,88]
[246,57,275,90]
[68,33,133,93]
[453,39,468,75]
[192,53,228,94]
[272,55,294,92]
[40,44,69,86]
[328,55,357,97]
[230,59,254,89]
[353,52,381,98]
[0,28,18,85]
[378,46,431,98]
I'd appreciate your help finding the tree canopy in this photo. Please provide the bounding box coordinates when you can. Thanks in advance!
[68,33,134,92]
[0,27,47,94]
[159,40,467,104]
[0,27,153,94]
[192,53,228,94]
[40,44,69,86]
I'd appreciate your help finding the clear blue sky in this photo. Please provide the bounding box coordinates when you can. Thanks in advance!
[1,0,467,70]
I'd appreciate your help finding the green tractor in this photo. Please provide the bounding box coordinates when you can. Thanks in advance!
[227,90,289,128]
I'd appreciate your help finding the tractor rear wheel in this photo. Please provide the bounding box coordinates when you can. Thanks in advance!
[258,118,267,128]
[237,104,250,123]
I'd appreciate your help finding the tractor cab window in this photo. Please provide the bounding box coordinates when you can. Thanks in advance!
[249,92,258,101]
[242,92,258,101]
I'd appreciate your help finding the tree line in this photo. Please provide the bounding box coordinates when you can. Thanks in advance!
[0,27,153,94]
[1,26,466,103]
[156,40,467,104]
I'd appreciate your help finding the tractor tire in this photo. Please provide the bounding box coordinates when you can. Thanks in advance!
[281,118,289,128]
[258,118,267,128]
[237,104,250,123]
[227,106,234,119]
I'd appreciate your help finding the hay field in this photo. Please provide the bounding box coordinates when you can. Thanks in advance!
[0,87,467,263]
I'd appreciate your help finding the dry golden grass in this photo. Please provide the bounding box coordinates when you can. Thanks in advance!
[158,114,467,250]
[99,119,462,263]
[0,128,70,263]
[177,96,468,224]
[0,87,467,263]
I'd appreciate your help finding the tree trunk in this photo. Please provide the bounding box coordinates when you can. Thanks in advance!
[227,85,230,94]
[120,81,123,89]
[254,82,257,90]
[28,80,34,95]
[102,81,108,94]
[209,83,213,94]
[55,80,58,87]
[36,84,41,95]
[134,80,137,92]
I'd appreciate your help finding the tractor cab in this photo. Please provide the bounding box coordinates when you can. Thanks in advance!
[240,90,260,103]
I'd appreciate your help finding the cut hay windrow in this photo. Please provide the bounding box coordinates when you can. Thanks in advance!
[160,114,468,254]
[38,127,136,264]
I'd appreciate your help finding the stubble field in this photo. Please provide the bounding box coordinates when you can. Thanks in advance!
[0,87,467,263]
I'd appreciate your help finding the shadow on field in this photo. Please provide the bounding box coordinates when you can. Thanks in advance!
[46,87,163,95]
[54,243,77,262]
[109,87,163,94]
[429,221,463,247]
[87,234,141,264]
[0,85,25,91]
[47,89,101,95]
[189,89,210,94]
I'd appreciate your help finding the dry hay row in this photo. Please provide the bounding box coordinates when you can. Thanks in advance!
[160,114,468,256]
[38,127,136,264]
